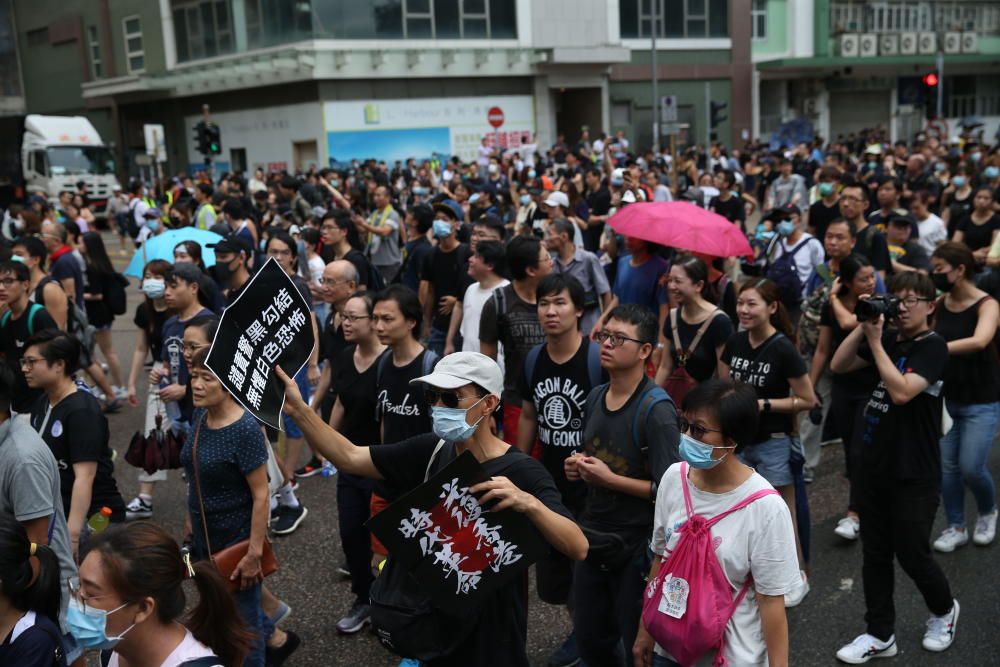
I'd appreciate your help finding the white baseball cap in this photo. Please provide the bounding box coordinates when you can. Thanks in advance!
[410,351,504,398]
[543,191,569,209]
[611,167,626,186]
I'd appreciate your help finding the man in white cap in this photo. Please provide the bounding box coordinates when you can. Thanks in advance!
[277,352,587,667]
[542,190,585,247]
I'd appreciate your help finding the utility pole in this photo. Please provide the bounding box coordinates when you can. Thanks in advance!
[202,104,213,180]
[936,50,944,119]
[650,0,659,154]
[704,81,711,149]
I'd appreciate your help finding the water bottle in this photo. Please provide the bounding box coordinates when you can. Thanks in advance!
[321,460,337,478]
[87,507,113,534]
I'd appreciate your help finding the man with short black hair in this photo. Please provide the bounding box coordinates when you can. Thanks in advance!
[193,182,216,230]
[567,303,680,667]
[209,235,254,304]
[452,240,508,357]
[0,260,58,412]
[280,175,313,225]
[420,214,472,354]
[546,219,611,336]
[886,212,930,273]
[584,168,612,252]
[320,211,371,290]
[400,204,435,291]
[840,182,891,279]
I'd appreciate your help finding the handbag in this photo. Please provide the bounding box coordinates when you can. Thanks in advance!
[191,415,278,592]
[663,308,722,406]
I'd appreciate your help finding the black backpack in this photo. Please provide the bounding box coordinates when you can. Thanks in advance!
[765,238,814,309]
[105,273,129,315]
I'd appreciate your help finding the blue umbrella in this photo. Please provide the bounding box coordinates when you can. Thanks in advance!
[124,227,226,278]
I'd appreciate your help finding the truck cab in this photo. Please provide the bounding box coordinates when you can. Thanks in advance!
[22,114,120,218]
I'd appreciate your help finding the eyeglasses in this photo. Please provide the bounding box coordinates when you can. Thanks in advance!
[20,356,45,369]
[424,389,482,409]
[679,416,724,442]
[898,296,932,307]
[342,314,370,323]
[595,330,646,348]
[0,278,22,287]
[66,578,116,613]
[181,342,209,353]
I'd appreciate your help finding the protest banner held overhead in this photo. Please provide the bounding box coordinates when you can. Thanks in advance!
[206,257,315,429]
[368,449,547,612]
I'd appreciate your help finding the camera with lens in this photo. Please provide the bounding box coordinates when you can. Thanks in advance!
[854,295,900,323]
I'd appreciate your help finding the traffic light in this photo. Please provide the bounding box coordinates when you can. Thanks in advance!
[922,71,939,88]
[205,123,221,155]
[710,100,728,129]
[194,121,208,155]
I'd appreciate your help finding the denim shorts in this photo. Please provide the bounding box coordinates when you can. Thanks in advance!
[739,435,798,487]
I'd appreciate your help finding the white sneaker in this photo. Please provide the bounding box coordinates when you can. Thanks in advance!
[835,633,898,664]
[973,510,998,546]
[835,516,861,541]
[933,526,969,552]
[784,570,810,608]
[922,599,959,652]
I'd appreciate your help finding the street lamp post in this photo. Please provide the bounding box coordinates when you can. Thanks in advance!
[651,0,659,154]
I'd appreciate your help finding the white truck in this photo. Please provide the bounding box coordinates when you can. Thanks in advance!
[0,114,121,217]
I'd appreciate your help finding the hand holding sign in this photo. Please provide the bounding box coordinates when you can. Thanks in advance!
[469,476,538,514]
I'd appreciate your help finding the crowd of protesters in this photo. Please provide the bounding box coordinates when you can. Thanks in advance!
[0,122,997,667]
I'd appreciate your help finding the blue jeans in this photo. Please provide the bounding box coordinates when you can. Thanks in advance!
[940,399,1000,527]
[426,327,460,356]
[234,582,275,667]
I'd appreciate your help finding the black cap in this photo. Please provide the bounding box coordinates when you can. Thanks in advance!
[764,203,802,222]
[887,210,920,237]
[208,234,254,257]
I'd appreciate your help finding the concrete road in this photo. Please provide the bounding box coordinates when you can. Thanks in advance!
[101,242,1000,666]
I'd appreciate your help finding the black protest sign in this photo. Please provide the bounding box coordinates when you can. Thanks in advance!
[368,449,548,612]
[206,257,315,429]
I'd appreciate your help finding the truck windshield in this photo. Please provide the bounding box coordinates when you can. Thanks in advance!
[46,146,116,176]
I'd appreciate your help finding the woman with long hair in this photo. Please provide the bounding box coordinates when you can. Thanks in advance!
[0,513,65,666]
[124,259,173,521]
[931,241,1000,552]
[952,187,1000,266]
[719,277,816,606]
[72,522,252,666]
[811,255,879,541]
[81,231,126,396]
[655,255,733,405]
[184,348,298,666]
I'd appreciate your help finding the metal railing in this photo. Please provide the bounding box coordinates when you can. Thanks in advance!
[948,94,1000,118]
[830,1,1000,35]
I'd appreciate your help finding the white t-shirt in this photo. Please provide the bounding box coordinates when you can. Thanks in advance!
[108,628,217,667]
[651,463,800,665]
[771,233,825,298]
[308,254,325,284]
[916,213,947,255]
[461,278,509,359]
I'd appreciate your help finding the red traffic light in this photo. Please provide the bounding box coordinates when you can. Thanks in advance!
[922,72,939,87]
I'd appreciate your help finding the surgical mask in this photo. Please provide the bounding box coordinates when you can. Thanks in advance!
[214,259,235,284]
[679,433,732,470]
[331,179,339,188]
[412,186,429,196]
[931,272,955,293]
[866,161,878,171]
[934,162,947,173]
[145,219,160,232]
[431,396,487,442]
[520,194,531,205]
[970,152,982,162]
[818,182,835,197]
[985,166,999,180]
[755,227,775,242]
[432,219,453,239]
[141,278,165,299]
[66,598,135,650]
[952,176,967,188]
[469,193,481,204]
[10,253,24,263]
[528,170,536,179]
[776,220,795,237]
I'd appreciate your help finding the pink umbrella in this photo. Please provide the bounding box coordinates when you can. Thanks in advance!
[608,201,753,259]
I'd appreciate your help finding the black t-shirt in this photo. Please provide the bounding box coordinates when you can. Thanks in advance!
[377,350,434,445]
[0,304,58,412]
[858,331,947,481]
[957,213,1000,252]
[709,194,745,227]
[369,434,570,667]
[722,331,808,443]
[479,285,546,405]
[934,297,1000,404]
[421,243,472,332]
[332,345,381,446]
[516,339,605,512]
[820,302,879,393]
[808,199,841,241]
[663,309,734,382]
[402,236,434,292]
[49,252,84,307]
[133,302,169,362]
[947,192,974,237]
[84,268,113,327]
[343,248,372,289]
[320,309,348,374]
[30,390,125,521]
[855,225,891,274]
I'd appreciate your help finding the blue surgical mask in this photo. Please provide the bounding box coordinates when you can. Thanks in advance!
[866,161,878,171]
[145,219,160,232]
[141,278,165,299]
[679,433,733,470]
[528,170,536,179]
[413,186,429,196]
[818,182,835,197]
[776,220,795,237]
[520,194,531,205]
[952,176,967,188]
[66,597,135,650]
[755,226,775,242]
[431,396,486,442]
[934,162,947,173]
[432,219,453,239]
[970,152,982,162]
[985,166,999,180]
[331,179,340,188]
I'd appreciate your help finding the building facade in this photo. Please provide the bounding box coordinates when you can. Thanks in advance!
[6,0,754,178]
[753,0,1000,145]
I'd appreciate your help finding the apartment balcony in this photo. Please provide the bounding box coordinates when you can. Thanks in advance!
[830,1,1000,36]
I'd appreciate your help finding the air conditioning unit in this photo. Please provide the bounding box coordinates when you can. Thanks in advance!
[838,34,860,57]
[860,33,878,57]
[918,32,937,54]
[900,32,918,55]
[962,32,979,53]
[943,31,962,54]
[880,34,899,56]
[803,98,818,116]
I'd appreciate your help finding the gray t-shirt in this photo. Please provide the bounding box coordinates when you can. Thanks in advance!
[368,206,402,267]
[769,174,807,209]
[0,415,78,618]
[552,248,611,334]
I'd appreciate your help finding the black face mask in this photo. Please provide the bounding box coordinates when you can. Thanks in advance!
[214,259,235,285]
[931,272,954,293]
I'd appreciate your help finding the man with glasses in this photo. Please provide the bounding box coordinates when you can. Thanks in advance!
[565,303,680,667]
[320,211,371,291]
[0,260,58,412]
[840,182,891,280]
[831,272,959,662]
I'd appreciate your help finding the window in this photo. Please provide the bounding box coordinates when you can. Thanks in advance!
[173,0,235,62]
[122,16,144,73]
[87,26,103,78]
[620,0,728,38]
[751,0,766,40]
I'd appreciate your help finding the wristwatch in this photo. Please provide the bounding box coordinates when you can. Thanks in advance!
[762,398,772,414]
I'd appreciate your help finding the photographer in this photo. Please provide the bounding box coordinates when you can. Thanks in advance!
[830,273,958,662]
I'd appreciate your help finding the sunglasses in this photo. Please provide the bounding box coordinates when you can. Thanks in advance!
[678,416,724,442]
[424,389,482,409]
